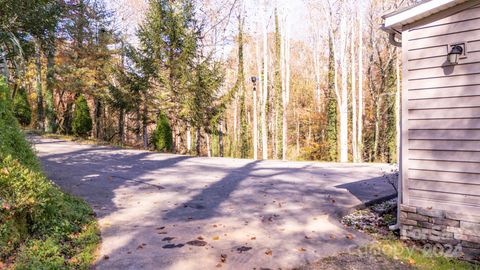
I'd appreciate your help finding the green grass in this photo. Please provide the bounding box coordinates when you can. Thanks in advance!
[375,240,478,269]
[0,79,100,269]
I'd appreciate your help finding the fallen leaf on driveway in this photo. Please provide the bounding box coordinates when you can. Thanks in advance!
[186,240,207,246]
[265,249,272,256]
[212,236,220,240]
[298,248,306,252]
[103,255,109,260]
[162,237,175,242]
[197,236,204,240]
[346,234,354,240]
[220,254,227,263]
[329,234,337,240]
[236,246,252,253]
[250,237,256,240]
[216,263,222,268]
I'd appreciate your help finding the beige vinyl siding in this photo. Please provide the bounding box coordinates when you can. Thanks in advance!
[403,3,480,215]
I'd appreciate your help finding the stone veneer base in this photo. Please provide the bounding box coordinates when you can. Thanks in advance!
[400,204,480,262]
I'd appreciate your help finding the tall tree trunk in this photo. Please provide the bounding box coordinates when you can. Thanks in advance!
[358,13,364,162]
[339,7,349,163]
[219,119,224,157]
[187,123,192,153]
[119,108,125,145]
[195,128,201,156]
[94,98,102,139]
[261,8,269,160]
[351,17,357,163]
[35,40,44,131]
[274,8,282,159]
[373,97,381,161]
[206,130,211,158]
[45,46,56,133]
[142,98,148,149]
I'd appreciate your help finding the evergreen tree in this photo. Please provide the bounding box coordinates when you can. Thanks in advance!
[326,36,338,162]
[237,14,248,159]
[153,112,173,152]
[138,0,200,152]
[72,94,92,136]
[12,87,32,126]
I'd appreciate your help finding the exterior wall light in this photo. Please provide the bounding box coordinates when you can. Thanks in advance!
[448,45,463,65]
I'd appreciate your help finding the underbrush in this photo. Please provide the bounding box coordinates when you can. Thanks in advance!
[0,79,99,269]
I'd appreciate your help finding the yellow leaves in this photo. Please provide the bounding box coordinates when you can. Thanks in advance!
[298,248,306,252]
[265,249,272,256]
[408,258,416,265]
[1,167,9,175]
[212,236,220,240]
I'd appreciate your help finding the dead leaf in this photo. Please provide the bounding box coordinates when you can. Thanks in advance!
[197,236,204,240]
[265,249,272,256]
[408,258,416,265]
[304,236,311,240]
[186,240,207,246]
[346,234,354,240]
[212,236,220,240]
[220,254,227,263]
[329,234,337,240]
[156,226,165,230]
[103,255,110,260]
[298,248,306,252]
[236,246,252,253]
[216,263,222,268]
[1,168,9,175]
[250,237,256,240]
[331,199,336,203]
[137,245,144,249]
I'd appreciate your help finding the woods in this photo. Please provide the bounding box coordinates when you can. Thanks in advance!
[0,0,415,163]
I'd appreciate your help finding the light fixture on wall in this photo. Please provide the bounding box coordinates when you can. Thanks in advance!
[448,45,464,65]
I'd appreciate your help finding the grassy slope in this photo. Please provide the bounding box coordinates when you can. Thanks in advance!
[0,79,99,269]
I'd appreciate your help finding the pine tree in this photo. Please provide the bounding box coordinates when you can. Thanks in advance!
[153,112,173,152]
[72,94,92,136]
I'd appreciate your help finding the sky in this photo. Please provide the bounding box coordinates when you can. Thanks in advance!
[103,0,315,46]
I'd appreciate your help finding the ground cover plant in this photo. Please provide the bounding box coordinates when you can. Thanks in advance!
[0,79,100,269]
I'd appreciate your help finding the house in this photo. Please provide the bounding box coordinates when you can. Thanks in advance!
[382,0,480,259]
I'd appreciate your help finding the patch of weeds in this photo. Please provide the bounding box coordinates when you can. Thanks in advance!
[375,240,478,270]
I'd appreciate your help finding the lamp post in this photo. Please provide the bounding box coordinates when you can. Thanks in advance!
[251,76,258,160]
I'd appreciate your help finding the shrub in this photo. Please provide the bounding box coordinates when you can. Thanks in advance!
[72,94,92,137]
[153,112,173,151]
[12,88,32,126]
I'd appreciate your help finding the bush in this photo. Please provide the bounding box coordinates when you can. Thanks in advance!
[153,112,173,151]
[12,88,32,126]
[0,79,99,269]
[72,94,92,137]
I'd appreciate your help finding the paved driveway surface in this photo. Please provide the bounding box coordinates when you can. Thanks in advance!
[31,137,397,270]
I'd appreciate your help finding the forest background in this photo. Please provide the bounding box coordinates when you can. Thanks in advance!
[0,0,419,163]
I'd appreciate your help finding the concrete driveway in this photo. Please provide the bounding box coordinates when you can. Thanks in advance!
[31,137,397,270]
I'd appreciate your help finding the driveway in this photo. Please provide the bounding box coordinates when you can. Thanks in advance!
[31,137,397,270]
